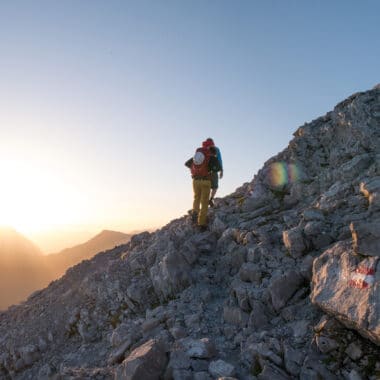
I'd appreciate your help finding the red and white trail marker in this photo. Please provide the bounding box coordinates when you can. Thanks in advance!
[348,266,376,289]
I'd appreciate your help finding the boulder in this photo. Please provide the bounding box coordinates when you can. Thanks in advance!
[257,363,291,380]
[150,248,193,300]
[300,353,338,380]
[239,263,262,284]
[302,208,325,222]
[283,345,305,376]
[311,242,380,345]
[350,219,380,257]
[338,154,372,180]
[115,339,168,380]
[18,344,41,367]
[167,350,191,370]
[242,182,274,212]
[208,359,236,378]
[108,338,133,365]
[223,306,249,326]
[269,270,304,312]
[248,300,270,330]
[179,338,216,359]
[360,176,380,212]
[317,182,350,213]
[283,227,307,258]
[315,335,338,354]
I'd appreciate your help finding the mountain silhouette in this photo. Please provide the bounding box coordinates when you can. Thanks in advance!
[0,227,47,310]
[0,229,132,310]
[44,230,133,279]
[0,226,42,259]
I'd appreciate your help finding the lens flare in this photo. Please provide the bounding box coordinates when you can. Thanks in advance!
[271,162,288,187]
[268,162,301,188]
[288,163,301,182]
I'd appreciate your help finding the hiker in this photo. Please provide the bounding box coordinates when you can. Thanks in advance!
[202,138,223,207]
[185,145,221,231]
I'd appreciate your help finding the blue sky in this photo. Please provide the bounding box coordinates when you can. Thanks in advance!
[0,1,379,250]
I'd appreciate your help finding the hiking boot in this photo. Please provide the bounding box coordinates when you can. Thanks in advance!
[188,210,198,224]
[209,198,214,207]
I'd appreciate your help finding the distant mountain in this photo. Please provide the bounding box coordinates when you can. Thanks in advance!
[0,229,132,311]
[0,226,42,259]
[44,230,132,279]
[0,227,48,310]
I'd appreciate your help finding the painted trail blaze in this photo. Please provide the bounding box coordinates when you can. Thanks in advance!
[348,266,376,289]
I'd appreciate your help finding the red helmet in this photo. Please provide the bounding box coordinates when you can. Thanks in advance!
[202,138,215,148]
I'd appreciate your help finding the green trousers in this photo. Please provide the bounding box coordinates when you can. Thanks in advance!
[192,179,211,226]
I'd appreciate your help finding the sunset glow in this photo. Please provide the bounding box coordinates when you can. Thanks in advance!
[0,156,86,235]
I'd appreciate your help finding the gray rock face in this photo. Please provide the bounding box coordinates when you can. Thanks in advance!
[179,338,216,359]
[311,242,380,345]
[269,270,305,312]
[208,359,236,378]
[283,227,307,258]
[1,87,380,380]
[115,339,168,380]
[350,219,380,257]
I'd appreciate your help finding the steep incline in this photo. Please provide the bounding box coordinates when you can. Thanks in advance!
[0,86,379,379]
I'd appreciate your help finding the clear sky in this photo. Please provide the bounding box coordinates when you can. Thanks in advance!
[0,1,379,251]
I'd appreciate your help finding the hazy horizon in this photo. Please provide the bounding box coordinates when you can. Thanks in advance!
[0,224,154,254]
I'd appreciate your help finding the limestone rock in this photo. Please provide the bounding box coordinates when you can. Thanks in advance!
[115,339,168,380]
[283,227,307,258]
[360,177,380,211]
[208,359,236,378]
[350,219,380,257]
[269,270,304,312]
[150,248,193,300]
[239,262,262,284]
[311,242,380,345]
[223,306,249,326]
[179,337,216,359]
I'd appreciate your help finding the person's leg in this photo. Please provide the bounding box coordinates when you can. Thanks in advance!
[192,179,201,220]
[198,180,211,226]
[209,173,218,206]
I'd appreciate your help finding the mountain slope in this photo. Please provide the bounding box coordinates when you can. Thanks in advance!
[44,230,132,279]
[0,86,379,379]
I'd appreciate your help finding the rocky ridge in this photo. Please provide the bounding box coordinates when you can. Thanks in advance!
[0,86,380,379]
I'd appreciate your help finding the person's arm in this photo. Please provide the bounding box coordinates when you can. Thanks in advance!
[216,148,223,178]
[185,158,193,168]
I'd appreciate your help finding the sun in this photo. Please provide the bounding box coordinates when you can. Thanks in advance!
[0,157,85,235]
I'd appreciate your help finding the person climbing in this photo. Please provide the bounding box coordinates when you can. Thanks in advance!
[185,144,221,231]
[202,138,223,207]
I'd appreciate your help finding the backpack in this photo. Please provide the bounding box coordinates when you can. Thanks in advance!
[191,147,211,178]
